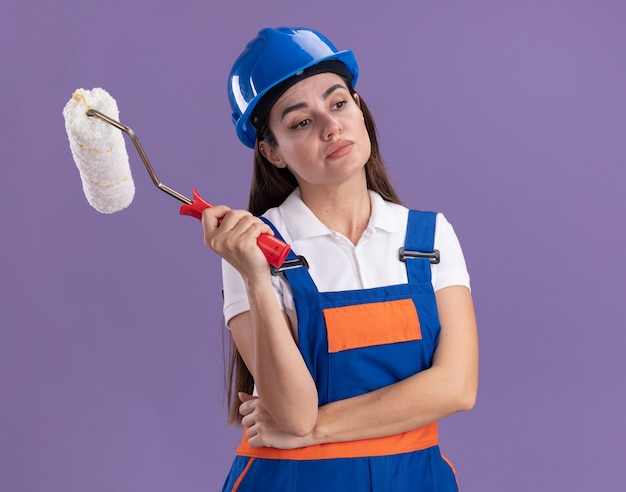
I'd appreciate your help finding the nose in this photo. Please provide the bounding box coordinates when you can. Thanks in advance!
[322,113,342,140]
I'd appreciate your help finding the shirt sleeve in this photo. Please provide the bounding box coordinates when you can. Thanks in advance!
[432,213,471,292]
[221,260,248,327]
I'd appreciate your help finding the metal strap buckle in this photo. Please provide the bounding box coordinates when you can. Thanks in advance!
[270,255,309,276]
[399,247,440,264]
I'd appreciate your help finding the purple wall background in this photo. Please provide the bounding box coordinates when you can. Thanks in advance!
[1,1,625,490]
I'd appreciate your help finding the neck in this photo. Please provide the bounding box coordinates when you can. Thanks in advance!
[300,179,371,245]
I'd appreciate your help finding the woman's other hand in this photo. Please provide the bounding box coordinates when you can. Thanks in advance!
[239,393,314,449]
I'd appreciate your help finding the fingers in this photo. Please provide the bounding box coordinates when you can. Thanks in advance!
[241,405,260,429]
[203,209,272,247]
[238,393,257,420]
[239,394,269,430]
[239,393,257,424]
[241,414,255,429]
[200,205,232,249]
[200,204,231,231]
[201,208,274,270]
[246,424,261,442]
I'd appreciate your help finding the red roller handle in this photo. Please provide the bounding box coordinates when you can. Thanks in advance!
[179,189,290,268]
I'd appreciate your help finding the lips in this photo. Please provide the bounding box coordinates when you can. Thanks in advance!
[326,140,354,159]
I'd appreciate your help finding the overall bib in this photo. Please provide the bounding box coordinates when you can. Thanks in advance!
[222,211,458,492]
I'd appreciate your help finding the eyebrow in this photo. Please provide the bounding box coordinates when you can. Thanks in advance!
[280,84,347,122]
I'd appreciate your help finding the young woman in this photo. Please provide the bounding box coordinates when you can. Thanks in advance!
[202,27,478,492]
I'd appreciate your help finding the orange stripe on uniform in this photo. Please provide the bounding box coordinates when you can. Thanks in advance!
[441,453,459,488]
[323,298,421,353]
[236,422,438,460]
[232,457,255,491]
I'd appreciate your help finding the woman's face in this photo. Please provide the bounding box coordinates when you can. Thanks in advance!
[260,72,371,192]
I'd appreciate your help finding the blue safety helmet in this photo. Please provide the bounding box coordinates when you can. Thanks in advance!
[228,27,359,148]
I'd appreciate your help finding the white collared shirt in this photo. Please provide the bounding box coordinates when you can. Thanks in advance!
[222,189,470,329]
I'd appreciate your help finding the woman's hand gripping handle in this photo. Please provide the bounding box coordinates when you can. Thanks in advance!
[179,189,290,268]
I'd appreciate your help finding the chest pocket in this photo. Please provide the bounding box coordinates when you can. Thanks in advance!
[322,298,423,402]
[323,299,421,352]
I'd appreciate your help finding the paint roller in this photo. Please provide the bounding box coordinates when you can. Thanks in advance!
[62,87,290,268]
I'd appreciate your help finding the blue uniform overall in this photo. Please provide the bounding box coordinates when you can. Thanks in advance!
[222,210,458,492]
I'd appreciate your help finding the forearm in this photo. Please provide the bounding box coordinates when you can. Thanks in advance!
[244,276,318,436]
[204,207,318,434]
[310,364,476,445]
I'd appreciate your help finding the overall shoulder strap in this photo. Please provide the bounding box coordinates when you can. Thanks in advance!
[258,216,318,295]
[402,210,439,285]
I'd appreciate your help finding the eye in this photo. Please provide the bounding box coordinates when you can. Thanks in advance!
[291,119,311,130]
[333,99,348,110]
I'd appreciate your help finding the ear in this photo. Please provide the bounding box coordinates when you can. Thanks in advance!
[259,141,287,168]
[353,92,362,108]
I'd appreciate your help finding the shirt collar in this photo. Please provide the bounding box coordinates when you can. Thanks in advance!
[367,190,405,234]
[277,188,404,242]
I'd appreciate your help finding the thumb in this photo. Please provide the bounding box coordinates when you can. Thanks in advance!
[238,392,258,403]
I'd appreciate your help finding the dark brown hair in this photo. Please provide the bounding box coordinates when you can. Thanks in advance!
[226,87,402,425]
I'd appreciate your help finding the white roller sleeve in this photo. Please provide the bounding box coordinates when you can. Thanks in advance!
[63,88,135,214]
